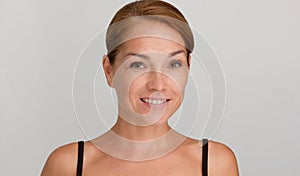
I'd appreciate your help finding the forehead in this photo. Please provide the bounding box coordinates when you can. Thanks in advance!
[119,37,187,56]
[122,20,185,47]
[109,18,187,55]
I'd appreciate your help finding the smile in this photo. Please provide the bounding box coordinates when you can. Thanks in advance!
[140,98,170,105]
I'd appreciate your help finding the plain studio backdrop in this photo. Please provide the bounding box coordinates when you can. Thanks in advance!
[1,0,299,175]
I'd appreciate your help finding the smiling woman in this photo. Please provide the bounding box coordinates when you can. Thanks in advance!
[41,0,239,176]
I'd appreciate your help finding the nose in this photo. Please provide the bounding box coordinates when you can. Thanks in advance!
[146,71,167,91]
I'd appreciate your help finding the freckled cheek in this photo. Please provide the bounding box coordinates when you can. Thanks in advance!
[128,76,148,97]
[166,72,188,92]
[112,67,144,88]
[115,73,146,106]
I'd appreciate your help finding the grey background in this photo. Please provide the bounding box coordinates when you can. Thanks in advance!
[1,0,299,175]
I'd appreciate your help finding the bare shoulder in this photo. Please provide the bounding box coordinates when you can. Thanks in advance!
[41,142,79,176]
[208,140,239,176]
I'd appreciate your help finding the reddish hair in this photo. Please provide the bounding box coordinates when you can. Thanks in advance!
[106,0,194,65]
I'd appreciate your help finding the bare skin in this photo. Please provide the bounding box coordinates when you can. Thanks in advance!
[43,112,238,175]
[42,24,239,175]
[41,137,239,176]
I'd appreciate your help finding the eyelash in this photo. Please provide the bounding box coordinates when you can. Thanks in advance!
[129,60,184,70]
[130,62,146,69]
[169,60,183,68]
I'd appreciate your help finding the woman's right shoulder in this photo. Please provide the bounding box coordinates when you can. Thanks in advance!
[41,142,80,176]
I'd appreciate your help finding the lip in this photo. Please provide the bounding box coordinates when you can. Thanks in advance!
[139,98,170,107]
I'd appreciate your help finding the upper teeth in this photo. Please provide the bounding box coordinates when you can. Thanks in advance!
[142,98,167,105]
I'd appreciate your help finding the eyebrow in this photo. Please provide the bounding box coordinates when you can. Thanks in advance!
[124,50,186,59]
[169,50,186,57]
[124,52,150,59]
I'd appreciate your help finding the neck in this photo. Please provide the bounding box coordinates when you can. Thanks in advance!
[91,116,186,161]
[111,116,171,141]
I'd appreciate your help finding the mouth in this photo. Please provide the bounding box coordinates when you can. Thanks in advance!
[140,98,170,105]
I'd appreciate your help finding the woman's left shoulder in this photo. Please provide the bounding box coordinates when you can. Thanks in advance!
[182,138,239,175]
[207,140,239,175]
[182,138,236,155]
[208,140,236,158]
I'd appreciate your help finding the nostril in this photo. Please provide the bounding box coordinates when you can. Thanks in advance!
[145,71,168,91]
[146,80,165,91]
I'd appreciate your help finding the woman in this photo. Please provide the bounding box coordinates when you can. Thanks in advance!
[41,0,239,175]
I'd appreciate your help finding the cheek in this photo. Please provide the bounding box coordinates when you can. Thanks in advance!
[128,77,146,99]
[111,67,145,96]
[113,71,148,109]
[165,71,189,93]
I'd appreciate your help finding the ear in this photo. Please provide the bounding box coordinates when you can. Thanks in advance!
[102,55,114,87]
[188,54,192,68]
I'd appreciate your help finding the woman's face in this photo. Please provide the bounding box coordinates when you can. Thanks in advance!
[103,22,190,126]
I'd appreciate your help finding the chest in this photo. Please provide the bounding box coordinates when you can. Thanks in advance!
[83,155,201,176]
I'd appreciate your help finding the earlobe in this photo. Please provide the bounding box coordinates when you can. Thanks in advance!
[102,55,113,87]
[188,55,192,68]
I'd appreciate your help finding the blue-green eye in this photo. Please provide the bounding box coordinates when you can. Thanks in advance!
[169,61,183,68]
[130,62,146,69]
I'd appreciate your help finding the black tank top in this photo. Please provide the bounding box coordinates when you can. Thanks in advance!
[76,139,209,176]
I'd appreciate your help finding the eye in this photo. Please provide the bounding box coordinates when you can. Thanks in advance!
[130,62,146,69]
[169,60,183,68]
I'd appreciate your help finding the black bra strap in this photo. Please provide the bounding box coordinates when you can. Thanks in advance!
[202,139,208,176]
[76,141,84,176]
[76,140,207,176]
